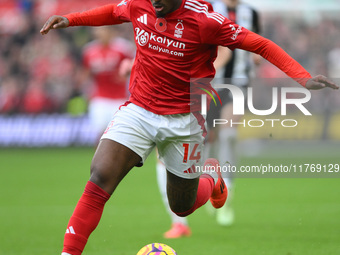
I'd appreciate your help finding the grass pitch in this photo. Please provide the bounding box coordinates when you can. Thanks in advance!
[0,146,339,254]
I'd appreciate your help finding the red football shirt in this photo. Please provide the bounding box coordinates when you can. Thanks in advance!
[83,38,133,99]
[118,0,248,114]
[66,0,248,114]
[65,0,312,114]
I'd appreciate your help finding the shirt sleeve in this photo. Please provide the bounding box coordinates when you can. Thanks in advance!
[200,14,249,50]
[64,0,132,27]
[239,31,312,86]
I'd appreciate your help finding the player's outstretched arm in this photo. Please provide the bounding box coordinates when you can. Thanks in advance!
[239,31,339,90]
[40,16,69,35]
[40,4,125,36]
[305,75,339,90]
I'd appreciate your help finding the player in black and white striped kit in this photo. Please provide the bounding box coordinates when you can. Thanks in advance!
[205,0,262,226]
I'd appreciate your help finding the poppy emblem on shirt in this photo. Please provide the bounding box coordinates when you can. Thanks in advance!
[155,18,167,32]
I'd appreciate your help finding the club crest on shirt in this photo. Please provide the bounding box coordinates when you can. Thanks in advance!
[174,20,184,38]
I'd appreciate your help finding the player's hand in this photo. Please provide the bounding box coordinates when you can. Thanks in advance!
[119,58,134,78]
[305,75,339,90]
[40,15,69,35]
[252,53,262,66]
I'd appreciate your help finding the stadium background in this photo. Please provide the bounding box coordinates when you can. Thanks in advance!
[1,0,339,254]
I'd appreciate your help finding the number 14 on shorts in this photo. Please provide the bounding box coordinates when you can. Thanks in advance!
[182,143,201,163]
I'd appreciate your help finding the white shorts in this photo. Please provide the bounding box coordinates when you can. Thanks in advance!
[101,103,206,179]
[88,97,127,134]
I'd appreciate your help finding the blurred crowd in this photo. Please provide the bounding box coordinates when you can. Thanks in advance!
[0,0,130,114]
[1,0,340,115]
[258,13,340,80]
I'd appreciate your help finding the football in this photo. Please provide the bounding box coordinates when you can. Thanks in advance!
[136,243,177,255]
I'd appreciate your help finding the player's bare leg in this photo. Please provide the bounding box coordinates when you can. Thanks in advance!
[90,139,142,194]
[62,139,142,255]
[156,160,191,238]
[166,170,200,213]
[166,158,227,217]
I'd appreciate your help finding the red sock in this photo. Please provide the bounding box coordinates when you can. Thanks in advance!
[62,181,110,255]
[175,174,214,217]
